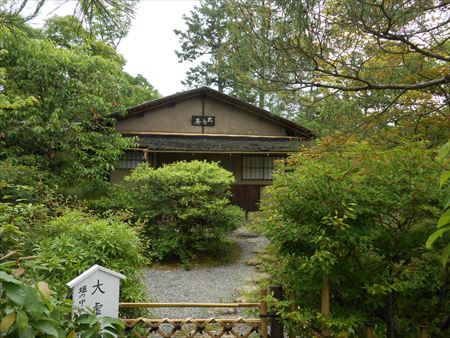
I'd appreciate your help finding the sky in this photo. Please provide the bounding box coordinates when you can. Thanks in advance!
[30,0,200,96]
[117,1,200,96]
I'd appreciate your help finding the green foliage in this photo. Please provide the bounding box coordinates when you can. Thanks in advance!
[77,0,138,48]
[0,271,124,338]
[73,0,136,47]
[260,140,449,337]
[0,0,136,48]
[0,161,52,258]
[222,0,450,92]
[0,4,154,328]
[0,161,52,204]
[24,211,147,304]
[1,36,130,187]
[0,15,159,190]
[427,140,450,266]
[0,161,148,319]
[175,0,449,138]
[43,15,125,65]
[175,0,264,105]
[0,201,48,258]
[124,161,245,262]
[41,15,160,108]
[71,313,124,338]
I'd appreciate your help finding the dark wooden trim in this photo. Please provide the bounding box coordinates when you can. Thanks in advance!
[231,184,262,212]
[121,131,306,140]
[201,93,205,134]
[145,150,289,154]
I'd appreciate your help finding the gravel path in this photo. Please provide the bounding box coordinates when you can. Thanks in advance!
[143,228,268,319]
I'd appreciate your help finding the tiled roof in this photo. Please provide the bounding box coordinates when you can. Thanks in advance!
[126,134,303,153]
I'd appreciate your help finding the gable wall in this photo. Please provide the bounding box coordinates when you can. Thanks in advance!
[203,97,287,136]
[116,96,288,136]
[116,97,203,133]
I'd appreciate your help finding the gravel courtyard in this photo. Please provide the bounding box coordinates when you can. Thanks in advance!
[143,228,269,318]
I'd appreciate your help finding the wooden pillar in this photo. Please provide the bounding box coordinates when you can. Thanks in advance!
[366,323,374,338]
[152,151,157,168]
[270,285,284,338]
[321,276,330,337]
[419,325,428,338]
[260,289,268,338]
[288,293,296,338]
[321,276,330,316]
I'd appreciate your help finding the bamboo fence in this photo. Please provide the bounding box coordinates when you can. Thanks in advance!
[119,290,268,338]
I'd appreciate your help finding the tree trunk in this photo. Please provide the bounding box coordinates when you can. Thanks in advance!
[258,91,265,109]
[218,78,224,92]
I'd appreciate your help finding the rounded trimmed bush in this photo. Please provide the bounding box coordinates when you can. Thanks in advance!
[125,160,245,262]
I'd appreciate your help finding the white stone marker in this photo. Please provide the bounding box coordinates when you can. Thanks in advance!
[66,264,126,318]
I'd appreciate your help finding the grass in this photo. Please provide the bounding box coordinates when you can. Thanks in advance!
[244,211,265,233]
[150,239,242,270]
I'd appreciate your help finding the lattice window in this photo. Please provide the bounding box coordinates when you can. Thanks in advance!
[116,150,146,169]
[242,156,284,180]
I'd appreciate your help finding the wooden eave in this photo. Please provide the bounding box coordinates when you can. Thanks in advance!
[121,131,307,140]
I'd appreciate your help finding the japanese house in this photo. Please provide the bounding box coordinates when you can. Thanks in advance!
[112,87,316,211]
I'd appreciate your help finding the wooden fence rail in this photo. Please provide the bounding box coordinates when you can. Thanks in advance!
[119,285,433,338]
[120,302,261,308]
[119,289,271,338]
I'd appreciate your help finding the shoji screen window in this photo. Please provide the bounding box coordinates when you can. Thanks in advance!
[242,156,284,180]
[116,150,146,169]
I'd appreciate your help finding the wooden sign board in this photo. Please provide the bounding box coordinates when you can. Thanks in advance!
[192,115,215,126]
[67,264,126,318]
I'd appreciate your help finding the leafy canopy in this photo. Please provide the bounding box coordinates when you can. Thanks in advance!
[175,0,449,137]
[260,140,449,336]
[0,15,159,189]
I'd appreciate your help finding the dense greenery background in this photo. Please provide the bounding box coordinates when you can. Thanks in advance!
[0,1,158,336]
[92,161,245,265]
[260,140,448,336]
[175,0,449,337]
[1,0,449,337]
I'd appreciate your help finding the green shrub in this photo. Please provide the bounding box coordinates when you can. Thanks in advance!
[25,211,148,305]
[125,161,244,262]
[0,162,51,257]
[0,271,124,337]
[259,140,449,337]
[0,161,47,204]
[0,202,49,256]
[86,183,134,217]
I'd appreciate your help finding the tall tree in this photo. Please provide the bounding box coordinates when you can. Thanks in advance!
[174,0,229,92]
[0,0,136,47]
[81,0,138,48]
[174,0,265,106]
[226,0,449,132]
[176,0,449,136]
[0,16,159,189]
[229,0,449,91]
